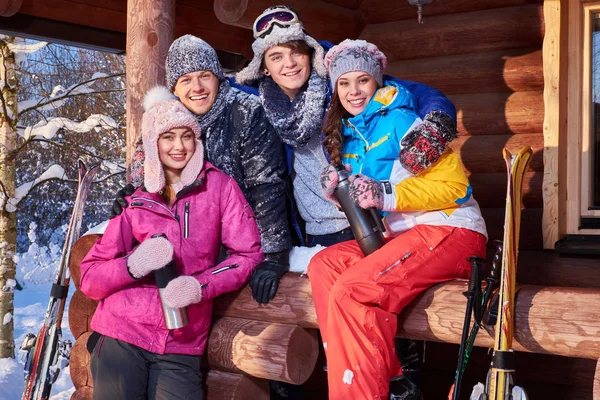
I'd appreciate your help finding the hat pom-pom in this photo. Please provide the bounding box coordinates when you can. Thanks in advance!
[143,86,177,111]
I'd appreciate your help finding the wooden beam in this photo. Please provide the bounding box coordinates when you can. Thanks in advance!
[70,332,93,389]
[387,48,543,95]
[215,275,600,360]
[542,0,578,249]
[450,91,545,136]
[206,370,269,400]
[70,234,102,289]
[213,0,363,43]
[469,171,542,208]
[125,0,175,180]
[207,317,319,385]
[482,207,544,250]
[67,289,98,340]
[361,5,544,62]
[71,386,93,400]
[449,133,544,174]
[0,13,125,53]
[360,0,544,25]
[0,0,22,17]
[595,359,600,400]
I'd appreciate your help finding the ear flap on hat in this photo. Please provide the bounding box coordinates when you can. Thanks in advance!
[180,139,204,187]
[143,136,165,194]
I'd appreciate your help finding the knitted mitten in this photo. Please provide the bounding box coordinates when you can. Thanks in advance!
[163,276,203,308]
[348,174,384,210]
[127,236,173,279]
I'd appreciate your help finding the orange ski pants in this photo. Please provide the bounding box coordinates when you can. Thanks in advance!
[307,224,486,400]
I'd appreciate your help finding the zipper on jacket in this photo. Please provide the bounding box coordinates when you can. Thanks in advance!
[131,197,176,218]
[346,120,369,174]
[212,264,239,274]
[184,202,190,238]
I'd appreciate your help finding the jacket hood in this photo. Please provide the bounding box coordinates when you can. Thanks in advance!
[344,80,417,136]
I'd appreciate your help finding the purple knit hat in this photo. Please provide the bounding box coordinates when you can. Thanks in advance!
[141,86,204,193]
[324,39,387,87]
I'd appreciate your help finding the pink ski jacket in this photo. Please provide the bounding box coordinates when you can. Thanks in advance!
[80,162,263,355]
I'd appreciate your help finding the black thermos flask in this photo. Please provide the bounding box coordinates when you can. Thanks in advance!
[334,166,387,256]
[151,234,188,329]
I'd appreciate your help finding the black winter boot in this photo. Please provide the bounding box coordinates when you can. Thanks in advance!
[389,375,423,400]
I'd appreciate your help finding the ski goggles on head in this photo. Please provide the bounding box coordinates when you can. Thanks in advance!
[252,6,300,39]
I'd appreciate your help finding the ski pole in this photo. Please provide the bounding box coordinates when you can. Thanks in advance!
[449,256,483,400]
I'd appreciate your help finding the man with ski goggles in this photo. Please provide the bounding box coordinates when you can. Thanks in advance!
[236,5,461,400]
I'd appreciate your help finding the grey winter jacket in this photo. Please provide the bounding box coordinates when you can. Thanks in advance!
[203,87,292,254]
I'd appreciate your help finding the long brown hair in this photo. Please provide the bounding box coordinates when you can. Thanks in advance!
[323,89,350,167]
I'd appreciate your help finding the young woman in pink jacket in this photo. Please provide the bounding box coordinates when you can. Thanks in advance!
[80,87,263,400]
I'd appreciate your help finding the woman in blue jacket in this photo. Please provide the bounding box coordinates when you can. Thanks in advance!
[310,39,487,400]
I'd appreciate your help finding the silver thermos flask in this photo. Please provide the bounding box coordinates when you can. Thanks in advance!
[334,166,387,256]
[152,234,188,329]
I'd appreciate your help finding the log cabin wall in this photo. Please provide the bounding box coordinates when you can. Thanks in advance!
[357,0,545,252]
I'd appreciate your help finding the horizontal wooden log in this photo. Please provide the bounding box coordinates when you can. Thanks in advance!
[361,5,544,62]
[0,0,22,17]
[481,207,543,250]
[216,274,600,360]
[469,171,542,209]
[68,289,98,340]
[450,134,544,174]
[214,0,362,43]
[70,386,93,400]
[207,317,318,385]
[20,0,251,55]
[360,0,543,24]
[206,370,269,400]
[516,250,600,288]
[451,91,544,136]
[388,48,543,95]
[69,233,102,289]
[70,332,93,389]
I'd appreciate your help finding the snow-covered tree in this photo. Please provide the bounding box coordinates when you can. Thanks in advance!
[0,36,126,358]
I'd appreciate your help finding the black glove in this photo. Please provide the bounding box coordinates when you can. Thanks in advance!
[249,250,289,304]
[399,110,457,175]
[110,183,136,218]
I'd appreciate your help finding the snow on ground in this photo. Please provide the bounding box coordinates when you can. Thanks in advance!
[0,249,76,400]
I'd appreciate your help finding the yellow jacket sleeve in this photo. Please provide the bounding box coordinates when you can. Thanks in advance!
[387,149,470,212]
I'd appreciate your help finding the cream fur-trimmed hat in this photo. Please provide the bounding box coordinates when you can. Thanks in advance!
[141,86,204,193]
[236,6,327,85]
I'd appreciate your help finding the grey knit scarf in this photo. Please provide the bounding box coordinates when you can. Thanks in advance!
[259,69,328,148]
[194,79,231,134]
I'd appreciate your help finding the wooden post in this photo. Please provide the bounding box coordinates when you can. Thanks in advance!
[213,0,362,42]
[125,0,175,181]
[541,0,567,248]
[0,0,22,17]
[207,316,319,385]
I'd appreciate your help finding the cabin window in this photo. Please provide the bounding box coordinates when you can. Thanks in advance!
[590,13,600,212]
[562,2,600,240]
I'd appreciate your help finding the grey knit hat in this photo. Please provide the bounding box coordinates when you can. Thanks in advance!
[236,18,327,85]
[324,39,387,87]
[166,35,224,90]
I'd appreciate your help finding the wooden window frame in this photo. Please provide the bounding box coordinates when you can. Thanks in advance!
[564,0,600,236]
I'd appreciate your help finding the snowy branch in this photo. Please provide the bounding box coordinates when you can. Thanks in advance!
[17,72,124,115]
[7,39,47,55]
[20,114,120,140]
[4,164,66,212]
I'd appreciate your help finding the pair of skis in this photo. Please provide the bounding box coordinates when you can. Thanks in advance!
[449,146,532,400]
[21,161,98,400]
